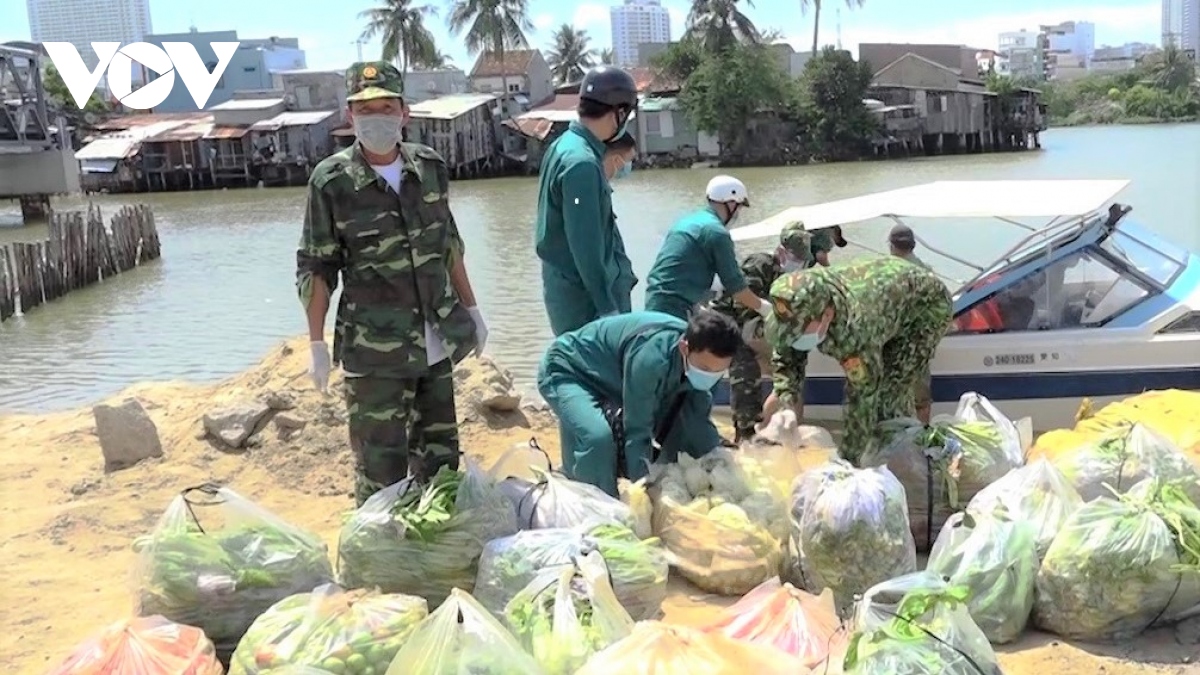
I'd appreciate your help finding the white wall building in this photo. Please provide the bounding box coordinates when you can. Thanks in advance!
[1041,21,1095,60]
[610,0,671,68]
[997,29,1044,78]
[1162,0,1200,52]
[27,0,152,67]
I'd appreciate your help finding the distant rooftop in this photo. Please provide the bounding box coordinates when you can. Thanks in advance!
[208,98,285,111]
[408,93,497,120]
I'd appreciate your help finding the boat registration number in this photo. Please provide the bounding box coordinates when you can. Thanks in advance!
[990,353,1036,366]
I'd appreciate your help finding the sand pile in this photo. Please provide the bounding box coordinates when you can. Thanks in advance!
[0,336,1194,674]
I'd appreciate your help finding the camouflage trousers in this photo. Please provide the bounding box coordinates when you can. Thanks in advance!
[842,289,953,466]
[728,342,764,442]
[343,359,460,506]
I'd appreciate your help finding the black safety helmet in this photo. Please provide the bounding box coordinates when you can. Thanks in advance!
[580,66,638,109]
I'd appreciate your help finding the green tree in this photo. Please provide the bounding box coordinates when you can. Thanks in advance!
[677,40,792,160]
[686,0,761,51]
[359,0,439,77]
[546,24,596,84]
[447,0,533,112]
[798,0,864,54]
[651,37,707,82]
[411,50,453,69]
[42,64,108,114]
[1142,44,1197,93]
[797,46,876,159]
[598,47,614,64]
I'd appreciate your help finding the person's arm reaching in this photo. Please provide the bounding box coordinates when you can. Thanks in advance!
[621,334,671,472]
[561,162,619,316]
[713,230,771,317]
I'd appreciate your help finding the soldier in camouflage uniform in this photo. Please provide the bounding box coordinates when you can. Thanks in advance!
[765,256,952,464]
[711,221,813,441]
[296,62,488,505]
[807,225,847,267]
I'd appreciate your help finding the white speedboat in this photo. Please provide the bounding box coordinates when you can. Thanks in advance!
[717,179,1200,431]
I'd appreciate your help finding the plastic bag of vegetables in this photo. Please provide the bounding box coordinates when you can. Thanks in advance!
[575,621,811,674]
[844,578,1002,675]
[1033,478,1200,642]
[385,588,546,675]
[790,461,917,613]
[701,576,844,668]
[648,448,788,595]
[966,458,1082,559]
[1052,423,1200,505]
[227,584,427,674]
[503,550,633,673]
[49,615,223,675]
[926,510,1037,644]
[337,461,518,606]
[474,523,667,621]
[618,478,653,540]
[863,393,1023,552]
[134,484,333,655]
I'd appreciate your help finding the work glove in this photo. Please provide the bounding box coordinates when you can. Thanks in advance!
[756,298,773,318]
[710,275,724,293]
[467,306,488,357]
[309,341,331,393]
[741,317,762,343]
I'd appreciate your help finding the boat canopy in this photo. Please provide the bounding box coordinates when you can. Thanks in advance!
[729,179,1132,242]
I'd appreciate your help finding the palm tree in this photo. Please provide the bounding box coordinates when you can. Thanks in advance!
[799,0,865,55]
[686,0,760,52]
[359,0,439,77]
[599,47,615,64]
[447,0,533,112]
[1144,44,1197,92]
[546,24,596,84]
[413,50,454,69]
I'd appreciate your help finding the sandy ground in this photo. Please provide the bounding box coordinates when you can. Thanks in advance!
[2,336,1197,674]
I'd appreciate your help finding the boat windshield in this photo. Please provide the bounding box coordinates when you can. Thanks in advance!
[1099,226,1187,289]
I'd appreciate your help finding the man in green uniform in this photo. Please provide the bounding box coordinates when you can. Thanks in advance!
[644,175,773,320]
[711,222,813,442]
[537,310,740,496]
[766,256,952,465]
[888,223,933,423]
[808,225,848,267]
[535,66,639,335]
[297,62,488,505]
[603,131,637,180]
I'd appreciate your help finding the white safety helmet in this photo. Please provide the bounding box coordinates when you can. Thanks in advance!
[705,175,751,207]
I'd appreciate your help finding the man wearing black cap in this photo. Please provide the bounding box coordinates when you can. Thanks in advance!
[535,65,640,335]
[888,224,929,269]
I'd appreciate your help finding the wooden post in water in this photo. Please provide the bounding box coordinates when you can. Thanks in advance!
[0,246,14,322]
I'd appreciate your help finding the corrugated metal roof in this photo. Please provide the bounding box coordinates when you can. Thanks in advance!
[208,97,286,111]
[205,125,251,139]
[469,49,538,78]
[249,110,337,131]
[505,117,566,141]
[75,137,139,160]
[92,112,209,130]
[408,94,497,120]
[146,120,215,142]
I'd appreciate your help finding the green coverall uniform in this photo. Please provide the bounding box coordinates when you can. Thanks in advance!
[644,206,747,319]
[766,256,952,465]
[537,311,723,496]
[535,121,636,335]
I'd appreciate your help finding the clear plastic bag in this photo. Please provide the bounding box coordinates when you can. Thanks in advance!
[49,615,223,675]
[649,448,788,595]
[847,573,1001,674]
[503,550,634,673]
[702,576,844,668]
[863,393,1024,552]
[618,478,654,540]
[1053,423,1200,504]
[474,523,668,621]
[228,584,427,674]
[575,621,811,674]
[966,458,1083,559]
[791,461,917,614]
[1034,478,1200,641]
[133,485,333,654]
[337,460,518,606]
[385,588,546,675]
[926,510,1037,644]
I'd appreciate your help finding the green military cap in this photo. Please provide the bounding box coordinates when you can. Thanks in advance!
[779,221,813,265]
[345,61,404,102]
[764,271,833,347]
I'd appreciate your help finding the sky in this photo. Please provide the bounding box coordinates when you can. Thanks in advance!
[2,0,1165,74]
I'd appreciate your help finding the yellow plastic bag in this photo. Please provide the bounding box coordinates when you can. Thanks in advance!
[1031,390,1200,462]
[1052,423,1200,504]
[386,588,545,674]
[228,584,427,674]
[575,621,811,674]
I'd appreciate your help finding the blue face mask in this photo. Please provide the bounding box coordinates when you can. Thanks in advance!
[790,331,824,352]
[685,363,727,391]
[613,160,632,179]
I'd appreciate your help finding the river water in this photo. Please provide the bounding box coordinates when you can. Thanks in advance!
[1,124,1197,413]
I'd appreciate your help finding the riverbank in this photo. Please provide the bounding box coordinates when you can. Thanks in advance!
[2,335,1196,674]
[1050,115,1200,128]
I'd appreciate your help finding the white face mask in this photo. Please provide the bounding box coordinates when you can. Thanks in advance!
[354,114,403,154]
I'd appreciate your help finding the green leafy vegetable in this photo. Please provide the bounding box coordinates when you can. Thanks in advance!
[966,458,1083,560]
[1053,423,1200,505]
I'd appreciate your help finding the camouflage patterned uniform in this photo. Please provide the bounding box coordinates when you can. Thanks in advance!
[296,62,478,505]
[712,222,812,441]
[766,256,952,464]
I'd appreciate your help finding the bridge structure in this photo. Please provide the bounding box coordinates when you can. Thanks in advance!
[0,42,79,224]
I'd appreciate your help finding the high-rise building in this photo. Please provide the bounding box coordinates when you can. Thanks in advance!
[27,0,152,67]
[610,0,671,68]
[1162,0,1199,52]
[997,29,1045,79]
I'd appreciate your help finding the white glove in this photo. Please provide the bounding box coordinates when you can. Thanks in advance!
[467,306,488,356]
[742,317,761,342]
[309,341,331,393]
[757,298,773,318]
[710,275,724,293]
